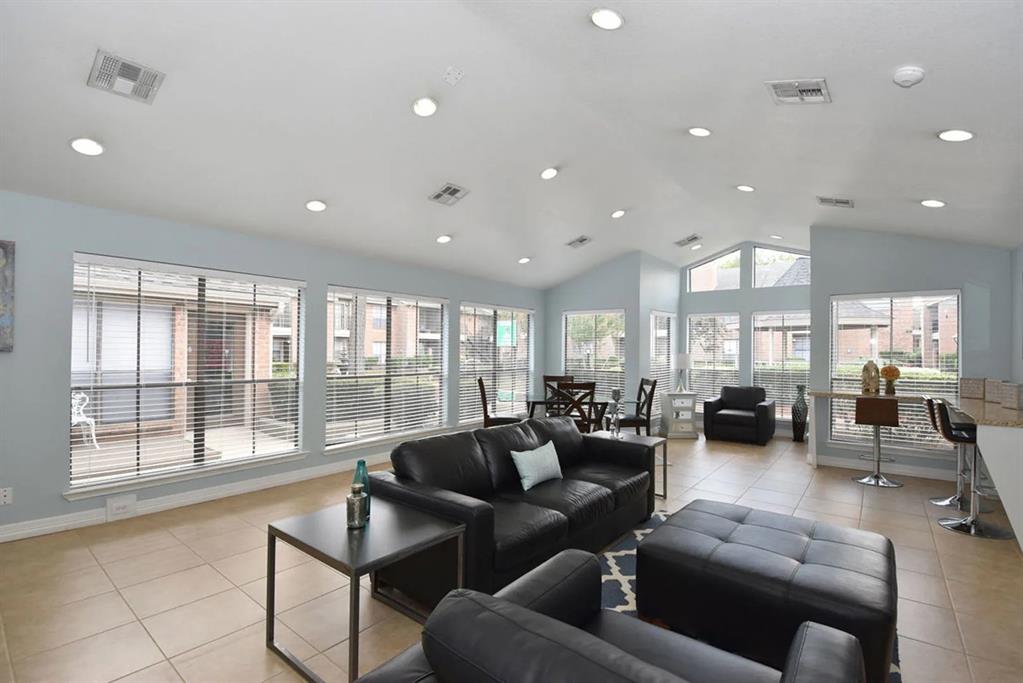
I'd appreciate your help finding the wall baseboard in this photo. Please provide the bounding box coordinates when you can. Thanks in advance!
[0,452,391,543]
[816,455,956,481]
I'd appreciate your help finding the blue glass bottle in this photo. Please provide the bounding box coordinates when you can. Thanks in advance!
[353,459,370,517]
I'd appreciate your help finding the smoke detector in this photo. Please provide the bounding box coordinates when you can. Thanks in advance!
[566,235,593,248]
[87,50,165,104]
[428,183,469,206]
[816,196,855,208]
[892,65,926,88]
[443,66,464,86]
[765,79,831,104]
[674,234,702,247]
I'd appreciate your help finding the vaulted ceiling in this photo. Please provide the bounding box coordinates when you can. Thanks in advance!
[1,0,1020,288]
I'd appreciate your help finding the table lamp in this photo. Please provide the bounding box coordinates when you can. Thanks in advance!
[676,352,692,392]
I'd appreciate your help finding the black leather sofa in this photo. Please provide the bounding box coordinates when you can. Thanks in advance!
[703,385,776,445]
[358,549,866,683]
[369,416,655,607]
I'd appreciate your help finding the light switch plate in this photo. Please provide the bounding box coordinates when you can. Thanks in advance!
[106,493,137,520]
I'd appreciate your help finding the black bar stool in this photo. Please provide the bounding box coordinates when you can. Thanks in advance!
[934,399,1014,540]
[853,397,902,488]
[923,396,969,510]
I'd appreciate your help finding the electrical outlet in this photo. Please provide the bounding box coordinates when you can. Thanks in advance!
[106,493,136,520]
[0,487,11,505]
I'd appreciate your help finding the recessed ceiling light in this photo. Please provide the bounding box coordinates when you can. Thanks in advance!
[770,234,784,240]
[610,209,626,219]
[937,129,974,142]
[540,167,559,180]
[412,97,438,117]
[518,257,531,264]
[920,199,946,208]
[590,8,624,30]
[736,185,755,192]
[436,234,452,244]
[690,244,703,251]
[305,200,327,212]
[70,137,104,156]
[688,127,712,137]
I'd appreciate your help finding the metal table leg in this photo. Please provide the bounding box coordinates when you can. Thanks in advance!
[267,531,323,683]
[655,441,668,499]
[348,574,360,683]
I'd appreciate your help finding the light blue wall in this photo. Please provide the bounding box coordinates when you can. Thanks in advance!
[1013,243,1023,384]
[809,226,1014,471]
[0,191,545,525]
[678,241,811,393]
[637,253,681,381]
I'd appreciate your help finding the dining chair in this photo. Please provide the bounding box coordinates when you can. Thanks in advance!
[616,378,658,436]
[542,374,574,416]
[554,381,605,433]
[477,377,521,428]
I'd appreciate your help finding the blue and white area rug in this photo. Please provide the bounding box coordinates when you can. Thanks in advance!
[599,513,902,683]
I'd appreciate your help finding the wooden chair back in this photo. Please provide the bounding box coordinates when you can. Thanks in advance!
[854,397,900,427]
[933,399,974,445]
[921,395,939,432]
[554,381,601,433]
[543,374,574,415]
[477,377,492,422]
[636,378,657,420]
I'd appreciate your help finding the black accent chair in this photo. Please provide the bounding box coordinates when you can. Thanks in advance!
[704,386,776,445]
[369,417,655,608]
[477,377,521,428]
[358,549,867,683]
[614,377,658,435]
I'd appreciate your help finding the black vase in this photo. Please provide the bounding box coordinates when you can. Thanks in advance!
[791,385,808,442]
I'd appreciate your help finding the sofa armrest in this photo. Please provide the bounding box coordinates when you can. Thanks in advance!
[581,434,654,471]
[780,622,865,683]
[369,471,495,591]
[756,399,777,444]
[494,549,602,628]
[703,397,725,438]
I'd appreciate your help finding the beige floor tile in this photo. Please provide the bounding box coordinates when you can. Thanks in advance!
[896,598,964,651]
[860,507,936,532]
[4,591,136,661]
[212,542,312,586]
[672,489,740,507]
[142,588,265,657]
[183,526,267,563]
[0,564,114,612]
[897,569,952,608]
[278,587,395,652]
[862,490,930,516]
[88,529,183,565]
[734,497,795,516]
[323,612,422,676]
[897,637,971,683]
[739,487,803,508]
[113,661,183,683]
[750,477,810,495]
[967,655,1023,683]
[0,616,12,683]
[946,577,1023,618]
[165,513,254,542]
[802,482,864,506]
[268,654,347,683]
[792,509,860,528]
[690,477,749,496]
[103,544,206,589]
[859,520,936,552]
[0,542,98,584]
[796,495,861,519]
[895,547,944,577]
[243,559,349,612]
[11,622,164,683]
[121,564,234,618]
[956,609,1023,667]
[702,468,762,485]
[170,621,314,683]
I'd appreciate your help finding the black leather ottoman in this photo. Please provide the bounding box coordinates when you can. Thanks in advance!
[637,499,896,683]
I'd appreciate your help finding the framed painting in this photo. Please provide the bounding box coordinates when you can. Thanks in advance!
[0,240,13,352]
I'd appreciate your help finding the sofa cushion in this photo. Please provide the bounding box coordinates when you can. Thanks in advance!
[563,463,648,509]
[721,386,766,411]
[491,499,569,572]
[526,416,585,468]
[391,431,493,498]
[475,422,542,491]
[714,408,757,426]
[500,479,615,533]
[511,441,564,491]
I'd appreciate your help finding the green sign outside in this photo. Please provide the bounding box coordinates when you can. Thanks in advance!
[496,319,516,347]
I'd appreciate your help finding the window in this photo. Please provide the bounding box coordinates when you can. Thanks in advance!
[649,312,675,419]
[325,288,447,445]
[459,304,533,423]
[563,311,625,391]
[830,292,960,450]
[754,247,810,287]
[688,249,741,292]
[70,256,303,488]
[687,314,740,404]
[752,311,811,418]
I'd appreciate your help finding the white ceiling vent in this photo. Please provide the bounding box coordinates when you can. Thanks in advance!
[87,50,165,104]
[566,235,592,248]
[817,196,855,208]
[674,234,702,247]
[765,79,831,104]
[443,66,464,86]
[428,183,468,206]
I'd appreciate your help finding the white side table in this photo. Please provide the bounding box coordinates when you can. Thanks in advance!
[664,391,698,439]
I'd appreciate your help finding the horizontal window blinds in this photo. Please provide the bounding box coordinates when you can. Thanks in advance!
[830,293,959,450]
[70,257,303,488]
[687,314,740,405]
[649,313,675,419]
[326,288,447,445]
[563,311,626,392]
[459,305,533,423]
[752,311,811,418]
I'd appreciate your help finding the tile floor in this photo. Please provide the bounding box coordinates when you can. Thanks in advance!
[1,438,1020,683]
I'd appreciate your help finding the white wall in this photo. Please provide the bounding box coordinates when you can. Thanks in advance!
[0,191,545,526]
[1013,243,1023,384]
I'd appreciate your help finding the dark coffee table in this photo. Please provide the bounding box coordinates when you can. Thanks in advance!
[266,498,465,683]
[589,430,669,499]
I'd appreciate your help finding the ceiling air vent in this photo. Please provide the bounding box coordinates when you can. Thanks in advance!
[674,234,702,247]
[87,50,165,104]
[428,183,469,206]
[765,79,831,104]
[566,235,592,248]
[816,196,855,208]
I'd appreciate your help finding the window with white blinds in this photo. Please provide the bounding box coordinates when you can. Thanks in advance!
[563,311,626,392]
[687,314,740,405]
[325,287,447,445]
[830,292,960,450]
[458,305,533,423]
[649,312,676,419]
[752,311,810,419]
[70,256,303,488]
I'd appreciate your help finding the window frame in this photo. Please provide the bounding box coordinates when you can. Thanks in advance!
[458,302,534,424]
[686,312,741,406]
[751,310,811,419]
[562,309,627,392]
[687,248,742,293]
[752,245,811,288]
[649,311,676,420]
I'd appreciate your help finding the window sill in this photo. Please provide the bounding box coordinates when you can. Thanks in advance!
[63,450,309,501]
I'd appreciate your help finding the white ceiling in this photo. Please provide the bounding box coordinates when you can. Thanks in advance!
[1,1,1020,288]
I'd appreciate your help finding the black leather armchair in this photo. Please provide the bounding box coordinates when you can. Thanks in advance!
[704,386,776,445]
[369,417,655,608]
[358,550,866,683]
